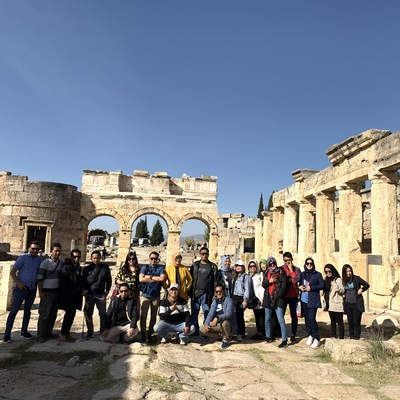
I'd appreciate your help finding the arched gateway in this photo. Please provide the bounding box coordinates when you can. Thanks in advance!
[80,170,219,264]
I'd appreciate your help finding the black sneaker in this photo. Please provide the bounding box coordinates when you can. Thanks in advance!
[21,332,34,340]
[85,334,93,340]
[3,336,11,343]
[278,340,288,348]
[264,337,272,343]
[290,335,296,343]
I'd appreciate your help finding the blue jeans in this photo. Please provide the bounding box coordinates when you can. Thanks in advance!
[5,287,37,337]
[190,293,210,333]
[154,320,196,341]
[265,305,287,341]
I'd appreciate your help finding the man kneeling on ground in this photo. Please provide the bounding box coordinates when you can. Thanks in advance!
[154,283,195,345]
[200,283,237,349]
[101,283,139,343]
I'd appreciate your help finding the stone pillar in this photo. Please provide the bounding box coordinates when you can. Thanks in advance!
[369,171,399,257]
[166,230,181,266]
[270,207,284,256]
[254,219,263,261]
[368,171,399,298]
[262,212,273,258]
[0,262,14,311]
[315,191,335,267]
[297,199,316,263]
[208,231,219,263]
[283,204,298,255]
[336,183,363,265]
[117,228,132,266]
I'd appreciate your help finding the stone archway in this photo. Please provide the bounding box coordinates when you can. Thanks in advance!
[80,170,219,264]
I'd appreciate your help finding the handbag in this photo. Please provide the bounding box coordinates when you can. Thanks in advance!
[247,296,260,309]
[110,284,120,299]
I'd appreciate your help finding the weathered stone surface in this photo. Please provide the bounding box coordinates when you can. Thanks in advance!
[324,339,373,364]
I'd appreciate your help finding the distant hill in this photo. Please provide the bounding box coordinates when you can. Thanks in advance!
[180,234,205,245]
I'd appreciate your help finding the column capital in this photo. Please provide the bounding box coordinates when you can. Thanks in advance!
[314,191,335,200]
[369,170,399,185]
[336,182,363,193]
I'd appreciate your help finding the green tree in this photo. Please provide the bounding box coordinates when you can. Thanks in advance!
[184,237,195,248]
[150,219,164,246]
[135,218,149,239]
[204,226,209,243]
[267,191,275,211]
[257,193,264,218]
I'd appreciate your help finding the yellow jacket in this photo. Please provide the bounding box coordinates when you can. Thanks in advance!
[163,253,193,300]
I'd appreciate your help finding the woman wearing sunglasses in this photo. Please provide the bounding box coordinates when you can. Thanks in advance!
[299,257,324,349]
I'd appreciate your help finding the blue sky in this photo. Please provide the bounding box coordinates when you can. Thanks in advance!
[1,1,399,236]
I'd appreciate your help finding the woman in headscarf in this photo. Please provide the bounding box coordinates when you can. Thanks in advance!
[324,264,344,339]
[248,259,265,340]
[163,252,193,301]
[299,257,324,349]
[218,255,234,298]
[342,264,370,340]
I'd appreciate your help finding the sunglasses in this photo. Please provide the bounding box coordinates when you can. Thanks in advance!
[306,262,314,265]
[215,290,223,294]
[128,257,136,260]
[200,252,209,256]
[72,255,81,259]
[150,257,158,260]
[269,262,276,266]
[324,270,332,274]
[30,248,40,251]
[119,290,129,293]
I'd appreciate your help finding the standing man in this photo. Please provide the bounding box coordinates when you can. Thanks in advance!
[154,283,195,345]
[82,250,112,339]
[163,252,193,301]
[281,252,301,343]
[58,248,85,342]
[101,282,139,344]
[190,246,218,335]
[37,243,63,342]
[200,284,237,349]
[139,251,166,343]
[4,241,43,343]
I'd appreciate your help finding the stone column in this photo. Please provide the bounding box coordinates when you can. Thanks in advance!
[117,228,132,266]
[283,204,298,255]
[208,231,219,263]
[270,207,284,256]
[297,199,316,263]
[336,183,363,265]
[368,171,399,298]
[262,211,273,259]
[369,171,399,257]
[315,191,335,267]
[166,230,181,266]
[0,262,14,311]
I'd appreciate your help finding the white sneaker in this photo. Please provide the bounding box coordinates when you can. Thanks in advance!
[306,335,313,346]
[180,339,187,346]
[311,339,320,349]
[160,338,167,344]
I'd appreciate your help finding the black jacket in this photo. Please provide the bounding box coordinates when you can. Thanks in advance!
[343,275,370,313]
[83,263,112,295]
[190,260,218,306]
[104,296,138,329]
[262,268,287,308]
[58,261,84,311]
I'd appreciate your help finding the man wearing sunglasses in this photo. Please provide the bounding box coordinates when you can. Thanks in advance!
[4,241,43,343]
[139,251,166,343]
[200,284,236,349]
[189,246,218,335]
[101,282,139,343]
[58,248,85,342]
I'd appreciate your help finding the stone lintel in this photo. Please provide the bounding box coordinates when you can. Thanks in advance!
[199,175,217,182]
[326,129,391,165]
[133,170,149,177]
[153,172,170,178]
[292,169,319,182]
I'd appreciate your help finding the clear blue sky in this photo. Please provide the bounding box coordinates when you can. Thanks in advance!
[1,1,399,236]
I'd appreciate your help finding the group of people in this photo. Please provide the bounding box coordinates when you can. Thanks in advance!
[3,242,370,350]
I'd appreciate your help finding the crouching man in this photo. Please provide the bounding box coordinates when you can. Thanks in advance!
[200,284,237,349]
[101,283,139,344]
[154,283,195,345]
